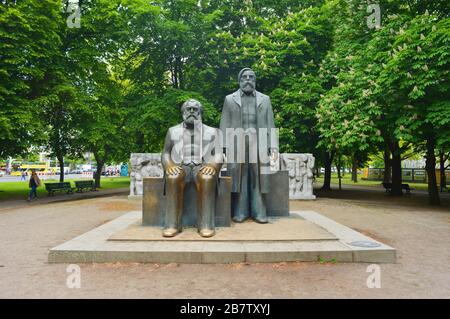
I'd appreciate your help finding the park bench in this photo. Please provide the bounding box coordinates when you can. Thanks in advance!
[75,180,97,193]
[382,182,412,194]
[44,182,75,196]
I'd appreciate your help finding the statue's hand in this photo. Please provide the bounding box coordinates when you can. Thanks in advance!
[200,166,216,176]
[166,166,183,176]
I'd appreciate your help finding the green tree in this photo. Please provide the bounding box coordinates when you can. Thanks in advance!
[38,83,82,181]
[379,14,449,204]
[0,0,61,158]
[64,0,134,186]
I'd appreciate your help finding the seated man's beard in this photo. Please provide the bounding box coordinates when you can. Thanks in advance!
[184,115,199,125]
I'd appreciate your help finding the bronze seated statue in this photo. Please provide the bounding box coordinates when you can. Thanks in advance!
[161,99,223,238]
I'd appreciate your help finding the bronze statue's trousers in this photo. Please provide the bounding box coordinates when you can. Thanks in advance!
[233,161,267,220]
[164,164,217,231]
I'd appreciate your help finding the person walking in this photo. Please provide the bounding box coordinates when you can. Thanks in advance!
[28,170,41,201]
[21,171,27,181]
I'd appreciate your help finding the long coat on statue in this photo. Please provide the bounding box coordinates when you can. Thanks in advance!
[219,89,278,194]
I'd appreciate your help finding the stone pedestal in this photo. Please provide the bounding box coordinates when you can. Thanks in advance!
[49,210,396,264]
[142,170,290,228]
[222,170,290,218]
[143,177,232,227]
[264,170,290,216]
[290,194,316,200]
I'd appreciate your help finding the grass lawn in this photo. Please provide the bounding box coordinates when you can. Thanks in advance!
[0,176,130,201]
[314,173,430,191]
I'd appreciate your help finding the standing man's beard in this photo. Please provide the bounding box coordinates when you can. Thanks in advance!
[240,81,255,94]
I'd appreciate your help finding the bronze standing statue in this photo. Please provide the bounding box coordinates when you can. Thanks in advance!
[220,68,278,223]
[161,99,223,238]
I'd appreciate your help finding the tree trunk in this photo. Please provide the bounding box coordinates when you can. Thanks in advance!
[171,61,178,89]
[337,154,342,191]
[177,56,184,90]
[383,147,391,183]
[316,167,320,178]
[57,155,64,182]
[389,141,403,196]
[321,151,334,191]
[93,151,106,188]
[136,132,145,152]
[95,162,103,188]
[439,151,446,192]
[351,155,358,183]
[425,138,440,205]
[174,61,179,89]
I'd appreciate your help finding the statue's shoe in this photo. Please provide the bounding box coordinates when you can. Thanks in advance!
[199,228,215,238]
[232,215,249,223]
[253,216,269,224]
[162,228,180,237]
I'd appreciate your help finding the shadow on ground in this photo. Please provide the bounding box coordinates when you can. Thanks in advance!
[313,183,450,212]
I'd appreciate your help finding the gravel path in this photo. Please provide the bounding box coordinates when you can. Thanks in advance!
[0,188,448,299]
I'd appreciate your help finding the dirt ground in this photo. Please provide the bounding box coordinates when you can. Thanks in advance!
[0,185,449,299]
